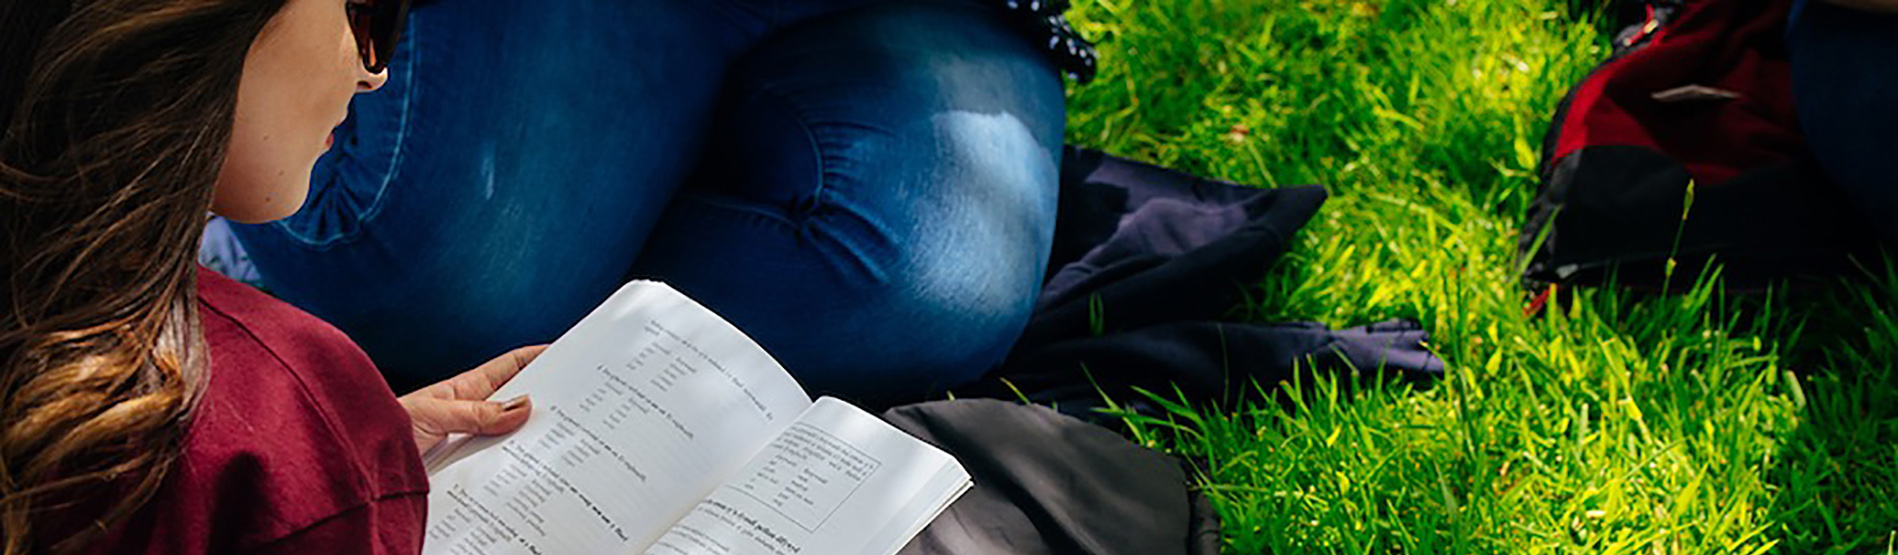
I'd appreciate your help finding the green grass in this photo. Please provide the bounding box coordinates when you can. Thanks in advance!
[1059,0,1898,552]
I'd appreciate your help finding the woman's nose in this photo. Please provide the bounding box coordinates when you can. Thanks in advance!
[359,68,389,93]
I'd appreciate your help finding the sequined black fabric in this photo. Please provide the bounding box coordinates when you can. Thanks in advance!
[993,0,1098,82]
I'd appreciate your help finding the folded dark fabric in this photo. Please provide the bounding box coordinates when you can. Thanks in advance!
[964,147,1444,423]
[887,151,1452,553]
[884,400,1220,555]
[1026,148,1330,347]
[994,319,1444,418]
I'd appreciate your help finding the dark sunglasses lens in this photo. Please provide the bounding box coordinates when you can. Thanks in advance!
[352,0,411,73]
[373,0,410,72]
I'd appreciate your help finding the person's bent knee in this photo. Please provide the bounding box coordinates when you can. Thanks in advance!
[777,259,1040,405]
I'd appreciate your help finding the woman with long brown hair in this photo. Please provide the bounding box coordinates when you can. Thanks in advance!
[0,0,544,552]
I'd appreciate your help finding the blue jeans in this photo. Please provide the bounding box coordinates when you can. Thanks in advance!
[1788,0,1898,240]
[230,0,1066,403]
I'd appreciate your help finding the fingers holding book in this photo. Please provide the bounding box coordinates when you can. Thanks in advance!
[400,344,549,453]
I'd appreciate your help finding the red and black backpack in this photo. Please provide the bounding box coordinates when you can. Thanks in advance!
[1519,0,1883,291]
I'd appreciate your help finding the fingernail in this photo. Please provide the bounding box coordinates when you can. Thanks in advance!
[499,394,531,411]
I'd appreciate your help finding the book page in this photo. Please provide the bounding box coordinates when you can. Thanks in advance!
[422,281,814,555]
[644,397,973,555]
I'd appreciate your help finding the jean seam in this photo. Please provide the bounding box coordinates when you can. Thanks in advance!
[745,81,833,217]
[677,192,800,227]
[670,189,896,287]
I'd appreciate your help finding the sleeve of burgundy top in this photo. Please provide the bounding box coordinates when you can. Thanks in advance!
[247,493,428,555]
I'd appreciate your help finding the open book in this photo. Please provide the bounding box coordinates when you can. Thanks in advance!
[420,281,972,555]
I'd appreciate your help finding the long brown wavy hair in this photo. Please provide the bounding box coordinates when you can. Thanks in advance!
[0,0,288,552]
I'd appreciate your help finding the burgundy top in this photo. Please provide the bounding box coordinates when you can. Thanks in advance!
[81,267,428,554]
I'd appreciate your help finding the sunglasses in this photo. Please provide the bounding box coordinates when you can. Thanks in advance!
[345,0,412,73]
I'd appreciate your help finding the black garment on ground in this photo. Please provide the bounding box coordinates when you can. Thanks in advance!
[885,400,1220,555]
[883,151,1445,554]
[960,148,1445,423]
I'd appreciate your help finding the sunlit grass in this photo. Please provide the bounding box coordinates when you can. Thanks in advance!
[1062,0,1898,552]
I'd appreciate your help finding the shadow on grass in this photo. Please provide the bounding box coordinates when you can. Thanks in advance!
[1765,260,1898,553]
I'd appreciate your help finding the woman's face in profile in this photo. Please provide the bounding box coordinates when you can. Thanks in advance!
[213,0,387,223]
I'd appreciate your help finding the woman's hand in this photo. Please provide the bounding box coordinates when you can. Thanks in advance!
[398,345,548,454]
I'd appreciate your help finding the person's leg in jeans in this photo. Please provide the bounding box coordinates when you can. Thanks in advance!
[1788,0,1898,240]
[230,0,772,390]
[630,1,1067,406]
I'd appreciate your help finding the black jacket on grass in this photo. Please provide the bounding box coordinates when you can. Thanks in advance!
[884,150,1443,554]
[959,148,1445,424]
